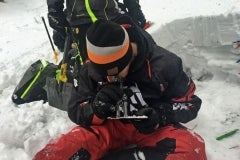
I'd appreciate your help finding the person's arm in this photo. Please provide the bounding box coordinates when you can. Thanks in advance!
[170,79,202,123]
[155,54,202,125]
[67,65,101,126]
[67,65,123,127]
[132,54,201,134]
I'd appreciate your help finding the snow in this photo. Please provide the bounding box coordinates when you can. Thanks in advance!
[0,0,240,159]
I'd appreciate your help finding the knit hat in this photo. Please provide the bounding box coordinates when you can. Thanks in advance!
[86,20,133,76]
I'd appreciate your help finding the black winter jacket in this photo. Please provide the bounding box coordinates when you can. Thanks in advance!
[47,0,141,26]
[67,23,202,127]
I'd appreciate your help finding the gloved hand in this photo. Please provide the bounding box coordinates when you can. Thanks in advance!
[48,11,69,32]
[93,84,123,119]
[132,108,159,134]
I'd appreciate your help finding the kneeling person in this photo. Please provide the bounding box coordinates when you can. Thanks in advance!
[34,20,207,160]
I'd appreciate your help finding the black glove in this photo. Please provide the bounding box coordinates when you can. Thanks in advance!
[93,84,123,119]
[48,11,69,32]
[132,108,159,134]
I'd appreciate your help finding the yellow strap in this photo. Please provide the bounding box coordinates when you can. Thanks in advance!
[85,0,97,22]
[59,63,68,83]
[20,59,48,99]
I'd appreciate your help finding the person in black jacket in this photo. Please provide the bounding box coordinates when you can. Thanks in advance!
[47,0,146,61]
[34,20,207,160]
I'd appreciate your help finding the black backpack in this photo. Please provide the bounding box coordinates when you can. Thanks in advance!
[12,59,58,105]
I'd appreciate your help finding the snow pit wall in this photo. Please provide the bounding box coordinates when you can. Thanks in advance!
[151,14,240,84]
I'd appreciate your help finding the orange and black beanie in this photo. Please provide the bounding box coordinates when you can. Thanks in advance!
[86,20,133,76]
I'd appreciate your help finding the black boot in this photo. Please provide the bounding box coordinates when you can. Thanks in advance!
[101,147,168,160]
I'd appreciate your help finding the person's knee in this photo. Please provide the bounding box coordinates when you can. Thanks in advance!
[169,132,207,159]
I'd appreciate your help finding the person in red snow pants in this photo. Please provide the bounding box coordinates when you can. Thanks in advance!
[34,121,206,160]
[34,20,207,159]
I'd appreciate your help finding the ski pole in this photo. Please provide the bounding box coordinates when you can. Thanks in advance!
[41,16,58,63]
[216,129,239,141]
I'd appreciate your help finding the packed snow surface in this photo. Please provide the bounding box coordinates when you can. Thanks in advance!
[0,0,240,159]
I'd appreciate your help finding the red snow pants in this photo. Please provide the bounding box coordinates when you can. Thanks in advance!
[34,120,207,160]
